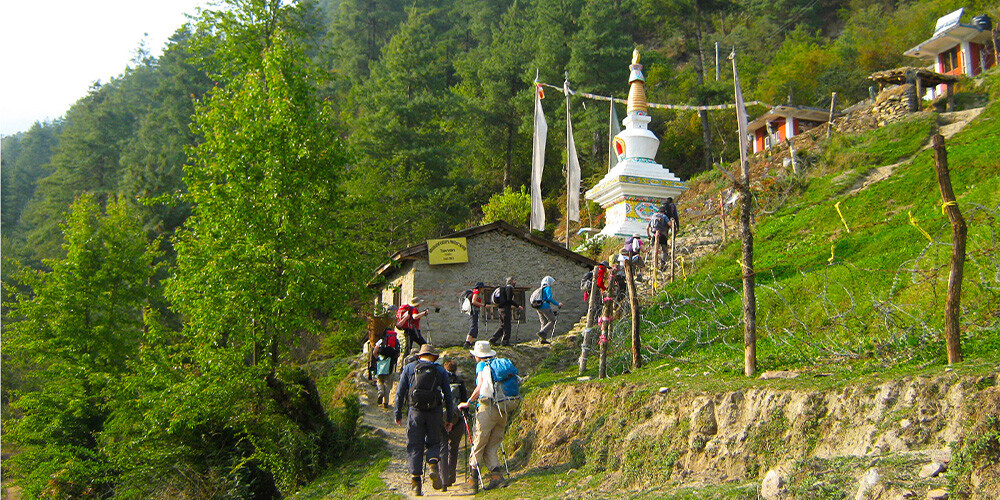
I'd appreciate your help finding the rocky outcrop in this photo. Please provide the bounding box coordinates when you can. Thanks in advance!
[509,372,1000,498]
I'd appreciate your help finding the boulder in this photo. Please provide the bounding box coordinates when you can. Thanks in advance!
[918,461,946,479]
[761,469,785,500]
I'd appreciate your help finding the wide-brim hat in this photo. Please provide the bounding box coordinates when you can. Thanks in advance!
[469,340,497,358]
[417,344,439,359]
[409,297,425,306]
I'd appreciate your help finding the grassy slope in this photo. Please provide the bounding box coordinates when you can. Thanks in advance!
[478,73,1000,499]
[299,73,1000,499]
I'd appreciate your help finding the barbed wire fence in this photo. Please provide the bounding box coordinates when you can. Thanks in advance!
[596,203,1000,378]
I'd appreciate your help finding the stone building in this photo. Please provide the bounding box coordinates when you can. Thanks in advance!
[373,221,597,346]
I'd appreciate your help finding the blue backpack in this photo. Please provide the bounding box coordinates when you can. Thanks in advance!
[488,358,520,399]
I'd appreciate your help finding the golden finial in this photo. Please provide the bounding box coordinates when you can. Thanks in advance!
[632,49,641,65]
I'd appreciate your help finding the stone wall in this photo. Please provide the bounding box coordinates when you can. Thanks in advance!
[379,230,593,346]
[872,83,916,126]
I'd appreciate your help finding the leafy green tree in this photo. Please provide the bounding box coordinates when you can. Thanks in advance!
[481,185,531,226]
[5,194,160,499]
[159,1,360,492]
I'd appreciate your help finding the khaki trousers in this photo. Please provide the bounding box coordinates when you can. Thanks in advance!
[471,399,518,472]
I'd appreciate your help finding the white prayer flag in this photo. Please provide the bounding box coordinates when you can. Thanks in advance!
[566,106,581,222]
[732,51,750,176]
[530,86,547,231]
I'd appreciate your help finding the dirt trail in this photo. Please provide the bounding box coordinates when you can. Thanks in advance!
[358,373,476,498]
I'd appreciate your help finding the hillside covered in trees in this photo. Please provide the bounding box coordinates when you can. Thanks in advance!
[2,0,999,497]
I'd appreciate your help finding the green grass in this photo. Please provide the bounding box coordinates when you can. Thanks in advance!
[288,436,401,500]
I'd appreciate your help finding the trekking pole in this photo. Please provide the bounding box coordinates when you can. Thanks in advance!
[514,311,521,344]
[500,440,510,477]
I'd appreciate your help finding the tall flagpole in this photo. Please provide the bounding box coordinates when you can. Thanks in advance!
[564,72,571,249]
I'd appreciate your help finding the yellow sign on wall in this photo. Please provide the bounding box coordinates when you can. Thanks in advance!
[427,238,469,265]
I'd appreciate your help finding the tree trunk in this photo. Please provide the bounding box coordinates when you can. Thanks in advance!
[932,134,965,364]
[578,266,603,375]
[739,183,756,377]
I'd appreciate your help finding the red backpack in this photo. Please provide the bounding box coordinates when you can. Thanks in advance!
[395,304,413,329]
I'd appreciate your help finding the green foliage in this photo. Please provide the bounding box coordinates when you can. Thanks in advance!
[5,194,161,498]
[481,185,531,226]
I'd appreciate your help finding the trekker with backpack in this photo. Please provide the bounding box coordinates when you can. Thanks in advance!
[397,297,429,356]
[439,358,469,491]
[462,282,486,349]
[488,277,523,347]
[372,328,401,408]
[458,341,520,492]
[647,204,672,266]
[530,276,561,344]
[395,344,456,496]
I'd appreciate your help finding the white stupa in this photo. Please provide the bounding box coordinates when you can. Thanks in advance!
[585,50,687,238]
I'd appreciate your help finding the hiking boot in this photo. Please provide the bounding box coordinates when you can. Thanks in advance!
[539,337,550,345]
[428,459,442,490]
[411,476,423,496]
[463,341,473,349]
[484,469,504,490]
[376,394,383,405]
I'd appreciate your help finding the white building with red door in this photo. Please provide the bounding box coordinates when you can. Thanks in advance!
[905,8,996,97]
[747,105,831,154]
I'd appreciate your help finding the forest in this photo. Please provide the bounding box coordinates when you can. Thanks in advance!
[2,0,998,497]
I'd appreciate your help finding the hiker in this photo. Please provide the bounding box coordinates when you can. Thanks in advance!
[395,344,455,496]
[488,277,523,347]
[458,341,520,492]
[530,276,561,344]
[662,197,680,231]
[463,282,486,349]
[581,270,593,302]
[621,234,645,273]
[372,327,401,408]
[397,297,429,356]
[647,204,672,266]
[595,261,610,295]
[440,358,469,491]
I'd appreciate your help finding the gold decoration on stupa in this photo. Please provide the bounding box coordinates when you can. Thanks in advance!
[627,49,648,115]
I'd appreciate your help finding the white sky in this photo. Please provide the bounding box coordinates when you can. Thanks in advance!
[0,0,213,137]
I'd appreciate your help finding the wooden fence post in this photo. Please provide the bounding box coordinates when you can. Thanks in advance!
[669,225,677,283]
[578,265,602,376]
[827,92,838,139]
[653,231,660,291]
[598,292,613,379]
[624,259,642,370]
[932,134,966,364]
[719,193,727,243]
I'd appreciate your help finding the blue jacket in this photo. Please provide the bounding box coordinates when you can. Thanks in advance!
[395,359,454,422]
[539,285,560,310]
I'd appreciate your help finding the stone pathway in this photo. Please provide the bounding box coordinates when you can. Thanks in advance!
[358,372,475,498]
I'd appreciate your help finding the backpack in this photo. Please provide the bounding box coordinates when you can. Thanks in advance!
[580,271,593,291]
[491,286,508,306]
[459,289,473,315]
[395,305,412,330]
[447,374,466,411]
[409,360,443,410]
[378,329,400,361]
[650,212,669,233]
[623,236,642,256]
[529,286,545,309]
[488,358,520,399]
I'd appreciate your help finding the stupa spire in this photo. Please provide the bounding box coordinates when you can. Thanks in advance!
[627,49,648,115]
